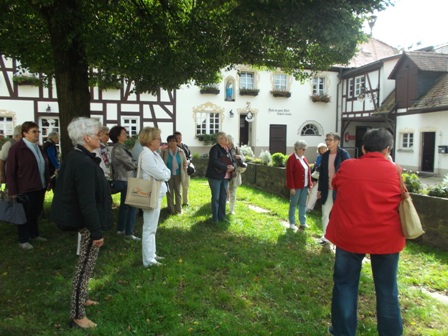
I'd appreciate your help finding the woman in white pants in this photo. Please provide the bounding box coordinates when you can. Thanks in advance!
[306,143,327,211]
[227,134,245,214]
[138,127,171,267]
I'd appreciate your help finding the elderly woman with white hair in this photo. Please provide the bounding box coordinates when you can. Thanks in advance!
[226,134,245,214]
[286,140,312,230]
[51,117,112,329]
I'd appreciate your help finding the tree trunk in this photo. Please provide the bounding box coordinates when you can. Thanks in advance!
[42,0,91,158]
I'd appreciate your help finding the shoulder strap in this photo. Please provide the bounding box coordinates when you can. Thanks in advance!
[394,163,408,197]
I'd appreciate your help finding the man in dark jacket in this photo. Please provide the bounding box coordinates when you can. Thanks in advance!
[317,132,350,245]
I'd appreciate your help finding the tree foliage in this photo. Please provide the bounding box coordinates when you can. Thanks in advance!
[0,0,392,154]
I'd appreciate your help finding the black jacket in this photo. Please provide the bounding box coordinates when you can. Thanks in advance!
[317,147,350,204]
[205,143,235,179]
[50,145,112,239]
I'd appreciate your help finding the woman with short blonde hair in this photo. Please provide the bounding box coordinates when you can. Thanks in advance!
[138,127,171,267]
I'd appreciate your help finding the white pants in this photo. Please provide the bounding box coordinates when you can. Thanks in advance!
[142,197,163,267]
[306,181,319,210]
[321,192,334,242]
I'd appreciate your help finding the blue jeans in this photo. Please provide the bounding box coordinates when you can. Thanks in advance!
[208,178,229,222]
[288,188,308,225]
[114,180,138,235]
[331,247,402,336]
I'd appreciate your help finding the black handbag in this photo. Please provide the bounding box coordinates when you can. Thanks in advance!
[0,192,27,225]
[187,162,195,176]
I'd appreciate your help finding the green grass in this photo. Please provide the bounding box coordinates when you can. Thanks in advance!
[1,179,448,335]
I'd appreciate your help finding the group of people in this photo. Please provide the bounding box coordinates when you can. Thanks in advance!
[2,121,405,334]
[285,129,405,336]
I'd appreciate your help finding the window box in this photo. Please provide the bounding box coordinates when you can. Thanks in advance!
[200,87,220,95]
[271,90,291,98]
[310,94,330,103]
[12,74,41,86]
[239,88,259,96]
[196,133,218,145]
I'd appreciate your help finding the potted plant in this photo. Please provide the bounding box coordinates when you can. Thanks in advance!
[12,73,41,86]
[310,94,330,103]
[239,88,260,96]
[196,133,218,145]
[271,90,291,98]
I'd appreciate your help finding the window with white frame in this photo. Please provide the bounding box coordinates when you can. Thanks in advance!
[40,117,60,139]
[355,76,365,97]
[401,133,414,149]
[273,74,288,91]
[240,72,254,90]
[0,115,14,137]
[312,77,325,95]
[301,124,320,136]
[196,112,220,135]
[348,78,354,97]
[121,117,139,137]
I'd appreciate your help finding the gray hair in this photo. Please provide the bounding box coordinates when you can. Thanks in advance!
[13,125,22,138]
[47,131,59,140]
[294,140,307,151]
[67,117,101,146]
[216,131,227,142]
[99,126,109,133]
[226,134,234,146]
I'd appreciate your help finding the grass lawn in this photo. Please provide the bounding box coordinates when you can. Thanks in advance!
[1,178,448,335]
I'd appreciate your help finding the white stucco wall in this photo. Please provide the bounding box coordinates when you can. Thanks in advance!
[395,111,448,176]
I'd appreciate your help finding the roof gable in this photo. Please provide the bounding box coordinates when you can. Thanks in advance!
[389,52,448,79]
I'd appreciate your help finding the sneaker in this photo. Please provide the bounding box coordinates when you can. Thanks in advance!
[147,260,163,267]
[318,239,330,246]
[230,211,236,215]
[19,242,33,250]
[117,231,125,235]
[34,236,48,242]
[299,224,310,230]
[125,235,141,241]
[155,255,165,261]
[289,224,299,230]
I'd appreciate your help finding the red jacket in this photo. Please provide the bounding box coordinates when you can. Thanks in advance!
[325,152,405,254]
[6,139,50,196]
[286,153,312,190]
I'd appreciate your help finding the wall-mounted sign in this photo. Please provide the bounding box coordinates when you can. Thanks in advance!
[268,108,291,116]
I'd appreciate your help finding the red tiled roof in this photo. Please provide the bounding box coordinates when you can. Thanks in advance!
[343,38,399,67]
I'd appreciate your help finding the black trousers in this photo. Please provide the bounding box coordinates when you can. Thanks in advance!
[17,189,46,243]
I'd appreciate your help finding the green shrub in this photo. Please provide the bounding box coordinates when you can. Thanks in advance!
[259,150,272,166]
[271,152,287,167]
[402,171,422,193]
[427,174,448,198]
[124,136,137,150]
[192,153,201,159]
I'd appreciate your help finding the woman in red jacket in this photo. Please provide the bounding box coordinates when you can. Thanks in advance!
[286,140,312,230]
[326,128,405,336]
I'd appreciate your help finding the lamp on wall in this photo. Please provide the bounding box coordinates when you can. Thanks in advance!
[244,102,254,123]
[46,104,51,113]
[229,109,234,118]
[357,86,377,103]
